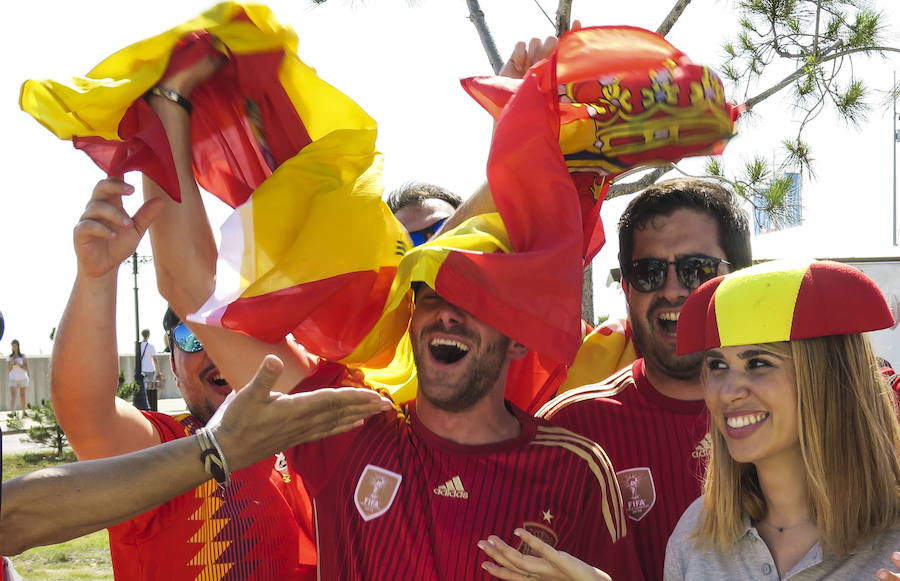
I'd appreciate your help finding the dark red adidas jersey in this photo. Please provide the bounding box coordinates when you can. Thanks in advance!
[286,397,644,580]
[538,358,708,581]
[107,411,315,581]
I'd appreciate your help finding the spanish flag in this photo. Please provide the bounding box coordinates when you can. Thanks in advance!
[20,2,412,367]
[21,8,738,412]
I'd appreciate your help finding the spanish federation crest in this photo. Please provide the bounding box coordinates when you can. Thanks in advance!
[616,467,656,522]
[517,522,559,556]
[354,464,402,522]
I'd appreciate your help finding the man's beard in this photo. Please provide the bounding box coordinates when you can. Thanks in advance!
[413,328,510,413]
[631,299,702,381]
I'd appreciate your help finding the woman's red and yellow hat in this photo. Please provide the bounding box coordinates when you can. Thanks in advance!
[676,258,894,355]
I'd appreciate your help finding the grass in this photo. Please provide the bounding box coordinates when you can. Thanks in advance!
[3,451,114,580]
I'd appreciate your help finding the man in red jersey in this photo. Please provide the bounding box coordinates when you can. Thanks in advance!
[538,178,753,580]
[278,284,641,580]
[137,45,642,581]
[51,179,327,580]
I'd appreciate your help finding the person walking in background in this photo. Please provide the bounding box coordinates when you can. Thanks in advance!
[7,339,29,413]
[138,328,162,411]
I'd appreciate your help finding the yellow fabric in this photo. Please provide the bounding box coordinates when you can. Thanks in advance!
[714,259,810,346]
[557,318,637,393]
[19,3,293,141]
[352,212,513,397]
[240,146,406,297]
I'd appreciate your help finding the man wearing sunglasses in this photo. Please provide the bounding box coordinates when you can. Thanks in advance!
[50,179,336,580]
[386,181,461,246]
[538,177,752,581]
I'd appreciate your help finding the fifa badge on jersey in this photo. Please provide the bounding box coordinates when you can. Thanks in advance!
[354,464,402,521]
[616,467,656,522]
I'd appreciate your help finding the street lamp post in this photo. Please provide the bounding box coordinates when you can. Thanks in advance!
[129,252,153,410]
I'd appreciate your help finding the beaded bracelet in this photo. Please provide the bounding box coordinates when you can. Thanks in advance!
[196,427,231,487]
[146,85,193,115]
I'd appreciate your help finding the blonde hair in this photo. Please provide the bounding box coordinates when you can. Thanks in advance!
[696,335,900,555]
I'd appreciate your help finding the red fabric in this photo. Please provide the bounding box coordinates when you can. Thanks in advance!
[107,411,314,580]
[74,24,312,207]
[539,359,708,581]
[220,268,397,358]
[790,261,895,340]
[504,351,569,414]
[449,49,584,368]
[456,26,738,370]
[676,277,723,355]
[288,403,644,580]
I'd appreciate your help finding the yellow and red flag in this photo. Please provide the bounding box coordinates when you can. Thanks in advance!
[21,11,739,412]
[20,2,411,367]
[454,26,738,406]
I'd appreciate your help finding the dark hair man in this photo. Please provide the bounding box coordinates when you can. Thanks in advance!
[538,177,752,580]
[387,181,462,245]
[139,50,643,580]
[50,180,336,580]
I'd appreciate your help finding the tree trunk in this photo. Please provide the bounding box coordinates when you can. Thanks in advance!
[555,0,573,36]
[582,263,595,325]
[465,0,503,73]
[656,0,693,37]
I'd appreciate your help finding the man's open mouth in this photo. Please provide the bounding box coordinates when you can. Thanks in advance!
[428,338,470,364]
[658,311,679,337]
[203,367,229,387]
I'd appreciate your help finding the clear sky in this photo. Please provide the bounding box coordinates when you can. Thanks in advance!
[2,0,899,356]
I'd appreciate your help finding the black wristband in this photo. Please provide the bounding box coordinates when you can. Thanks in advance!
[146,86,193,115]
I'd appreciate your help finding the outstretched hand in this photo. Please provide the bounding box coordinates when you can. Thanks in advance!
[479,528,611,581]
[74,178,164,278]
[208,355,394,471]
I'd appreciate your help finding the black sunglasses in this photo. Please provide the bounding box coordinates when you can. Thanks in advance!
[408,218,447,247]
[625,255,730,293]
[170,323,204,353]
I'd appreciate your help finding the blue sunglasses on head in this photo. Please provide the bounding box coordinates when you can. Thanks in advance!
[170,323,203,353]
[408,218,447,247]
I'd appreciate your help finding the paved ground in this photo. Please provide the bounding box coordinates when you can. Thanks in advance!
[2,398,187,456]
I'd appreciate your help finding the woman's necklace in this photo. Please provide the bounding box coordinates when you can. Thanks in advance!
[757,519,814,533]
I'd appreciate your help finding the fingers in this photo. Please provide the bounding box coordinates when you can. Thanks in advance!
[132,197,166,237]
[876,552,900,580]
[478,535,539,579]
[514,529,555,560]
[241,355,284,399]
[79,179,138,238]
[282,388,392,442]
[571,20,582,31]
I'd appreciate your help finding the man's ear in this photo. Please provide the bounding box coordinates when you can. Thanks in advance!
[507,341,528,360]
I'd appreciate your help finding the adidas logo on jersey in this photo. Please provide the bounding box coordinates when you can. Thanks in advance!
[433,476,469,499]
[692,432,712,459]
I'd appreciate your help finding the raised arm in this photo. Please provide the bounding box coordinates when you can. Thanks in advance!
[52,178,164,460]
[143,53,317,394]
[2,355,391,556]
[439,34,561,235]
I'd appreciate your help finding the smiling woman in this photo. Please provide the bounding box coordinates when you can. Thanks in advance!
[665,258,900,581]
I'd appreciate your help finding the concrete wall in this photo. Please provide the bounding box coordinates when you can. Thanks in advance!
[0,354,178,411]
